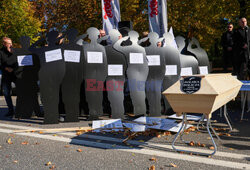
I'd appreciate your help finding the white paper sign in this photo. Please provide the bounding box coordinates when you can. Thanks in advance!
[180,67,193,76]
[92,119,123,132]
[165,65,177,75]
[108,65,123,76]
[87,51,103,63]
[146,55,160,66]
[64,50,80,63]
[17,55,33,66]
[129,53,143,64]
[199,66,208,75]
[45,49,62,63]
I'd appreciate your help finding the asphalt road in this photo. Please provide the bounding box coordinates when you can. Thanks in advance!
[0,96,249,170]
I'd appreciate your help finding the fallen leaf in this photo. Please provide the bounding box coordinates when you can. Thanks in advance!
[132,153,135,156]
[189,141,194,146]
[218,133,224,136]
[156,134,161,138]
[52,134,57,137]
[149,157,157,162]
[45,162,52,166]
[7,138,13,144]
[21,141,28,145]
[13,160,18,163]
[49,165,56,169]
[226,133,231,137]
[229,148,234,150]
[76,131,83,136]
[170,163,177,168]
[209,146,215,150]
[149,165,155,170]
[35,142,40,145]
[138,140,144,142]
[27,124,32,126]
[207,137,211,140]
[196,142,201,146]
[201,144,206,147]
[196,132,201,134]
[39,131,44,134]
[77,149,82,152]
[165,138,168,140]
[64,145,70,148]
[164,131,171,136]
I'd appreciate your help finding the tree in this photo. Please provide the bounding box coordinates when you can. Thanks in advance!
[167,0,240,52]
[0,0,43,45]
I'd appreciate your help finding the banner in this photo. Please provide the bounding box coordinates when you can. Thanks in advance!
[102,0,121,34]
[148,0,168,37]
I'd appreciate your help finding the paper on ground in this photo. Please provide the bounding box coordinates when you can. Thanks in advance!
[124,117,193,133]
[92,119,123,132]
[167,114,202,121]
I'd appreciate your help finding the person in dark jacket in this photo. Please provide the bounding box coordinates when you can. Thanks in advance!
[221,23,234,73]
[0,37,16,117]
[233,17,250,80]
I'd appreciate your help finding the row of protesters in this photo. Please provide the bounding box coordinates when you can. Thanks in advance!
[221,17,250,80]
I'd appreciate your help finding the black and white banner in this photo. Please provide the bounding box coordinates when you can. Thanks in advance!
[101,0,121,34]
[148,0,168,37]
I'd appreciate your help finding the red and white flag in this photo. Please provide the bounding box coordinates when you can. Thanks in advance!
[102,0,121,34]
[148,0,168,37]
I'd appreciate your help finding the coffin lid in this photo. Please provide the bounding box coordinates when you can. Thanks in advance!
[163,73,242,96]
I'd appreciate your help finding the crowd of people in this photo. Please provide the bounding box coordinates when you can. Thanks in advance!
[221,17,250,79]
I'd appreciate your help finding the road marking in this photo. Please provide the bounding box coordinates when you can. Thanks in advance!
[0,122,248,161]
[0,127,249,169]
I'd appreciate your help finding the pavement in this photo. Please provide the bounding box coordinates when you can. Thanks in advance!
[0,96,249,170]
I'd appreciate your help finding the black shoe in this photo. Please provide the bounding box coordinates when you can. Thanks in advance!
[5,111,14,117]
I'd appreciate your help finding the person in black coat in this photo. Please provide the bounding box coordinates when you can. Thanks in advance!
[233,17,250,80]
[221,23,234,73]
[0,37,16,117]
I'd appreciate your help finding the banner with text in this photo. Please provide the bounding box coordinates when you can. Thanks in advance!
[102,0,121,34]
[148,0,168,37]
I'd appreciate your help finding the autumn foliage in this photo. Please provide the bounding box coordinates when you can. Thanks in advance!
[0,0,248,58]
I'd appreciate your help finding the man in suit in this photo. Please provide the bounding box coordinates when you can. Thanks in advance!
[233,17,250,80]
[221,23,234,73]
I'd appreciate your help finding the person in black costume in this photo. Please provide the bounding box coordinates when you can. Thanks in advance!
[233,17,250,80]
[221,23,234,73]
[0,37,16,117]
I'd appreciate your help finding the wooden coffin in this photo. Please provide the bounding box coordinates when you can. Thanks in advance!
[162,74,242,117]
